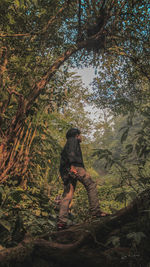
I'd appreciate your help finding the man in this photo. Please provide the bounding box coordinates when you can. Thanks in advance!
[57,128,107,230]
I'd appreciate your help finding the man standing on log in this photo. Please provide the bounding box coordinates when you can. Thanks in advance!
[57,128,108,230]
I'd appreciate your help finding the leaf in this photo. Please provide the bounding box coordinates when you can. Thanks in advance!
[34,209,41,216]
[119,126,128,132]
[139,145,147,158]
[8,13,15,24]
[0,209,4,218]
[125,144,133,154]
[41,211,48,217]
[32,0,38,6]
[135,143,141,155]
[128,191,137,200]
[48,219,56,227]
[15,0,20,8]
[115,192,126,202]
[121,128,129,143]
[138,177,150,185]
[105,236,120,247]
[127,232,146,245]
[10,188,25,203]
[0,219,11,232]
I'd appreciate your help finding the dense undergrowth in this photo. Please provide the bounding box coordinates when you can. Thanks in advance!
[0,170,147,250]
[0,1,150,266]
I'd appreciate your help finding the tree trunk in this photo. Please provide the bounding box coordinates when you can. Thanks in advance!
[0,119,36,184]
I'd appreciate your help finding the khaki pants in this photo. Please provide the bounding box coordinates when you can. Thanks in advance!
[58,167,101,224]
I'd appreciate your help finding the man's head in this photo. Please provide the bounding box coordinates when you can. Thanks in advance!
[66,128,82,142]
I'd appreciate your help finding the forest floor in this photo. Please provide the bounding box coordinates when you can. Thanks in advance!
[0,188,150,267]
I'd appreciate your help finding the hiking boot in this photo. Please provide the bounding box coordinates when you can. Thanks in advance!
[92,212,110,219]
[57,223,67,231]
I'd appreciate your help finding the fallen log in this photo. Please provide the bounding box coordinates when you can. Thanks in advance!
[0,188,150,267]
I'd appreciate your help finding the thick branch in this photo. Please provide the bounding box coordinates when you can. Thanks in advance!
[26,44,80,111]
[0,33,31,38]
[26,30,105,112]
[0,233,84,264]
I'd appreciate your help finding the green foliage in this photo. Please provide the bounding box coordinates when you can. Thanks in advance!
[106,236,120,248]
[0,183,57,247]
[0,0,150,254]
[0,64,99,247]
[92,107,150,200]
[127,232,146,246]
[89,0,150,203]
[120,128,129,144]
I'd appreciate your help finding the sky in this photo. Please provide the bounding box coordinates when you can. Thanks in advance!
[75,67,103,122]
[75,67,95,88]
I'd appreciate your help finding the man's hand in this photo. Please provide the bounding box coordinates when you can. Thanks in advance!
[70,165,77,174]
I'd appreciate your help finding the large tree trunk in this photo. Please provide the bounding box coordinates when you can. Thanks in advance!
[0,188,150,267]
[0,39,94,184]
[0,0,114,184]
[0,118,36,185]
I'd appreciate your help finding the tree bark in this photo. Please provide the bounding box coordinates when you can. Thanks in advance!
[0,188,150,267]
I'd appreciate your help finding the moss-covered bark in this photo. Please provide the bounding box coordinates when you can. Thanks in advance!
[0,188,150,267]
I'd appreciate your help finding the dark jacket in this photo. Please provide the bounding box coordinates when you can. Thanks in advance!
[59,137,84,176]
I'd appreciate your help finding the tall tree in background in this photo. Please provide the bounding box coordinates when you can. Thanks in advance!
[90,0,150,191]
[0,0,149,184]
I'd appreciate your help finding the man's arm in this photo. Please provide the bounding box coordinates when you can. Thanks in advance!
[65,138,79,173]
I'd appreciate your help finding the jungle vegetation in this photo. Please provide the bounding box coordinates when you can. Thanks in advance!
[0,0,150,266]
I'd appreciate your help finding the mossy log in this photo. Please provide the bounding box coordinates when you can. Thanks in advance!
[0,189,150,267]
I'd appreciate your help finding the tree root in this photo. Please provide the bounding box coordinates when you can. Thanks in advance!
[0,188,150,266]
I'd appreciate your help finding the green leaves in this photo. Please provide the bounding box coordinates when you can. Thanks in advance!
[125,144,133,154]
[0,182,58,247]
[127,232,146,245]
[0,219,11,232]
[93,148,112,158]
[14,0,20,8]
[10,188,25,203]
[115,190,136,203]
[92,148,114,169]
[14,0,39,8]
[106,235,120,247]
[121,128,129,143]
[115,192,127,203]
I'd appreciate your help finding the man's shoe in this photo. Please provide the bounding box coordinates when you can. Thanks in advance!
[57,223,67,231]
[93,212,110,219]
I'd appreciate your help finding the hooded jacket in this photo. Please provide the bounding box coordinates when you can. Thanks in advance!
[59,136,84,176]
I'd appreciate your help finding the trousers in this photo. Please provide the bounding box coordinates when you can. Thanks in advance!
[58,166,101,224]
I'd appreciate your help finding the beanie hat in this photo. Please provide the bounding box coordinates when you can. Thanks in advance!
[66,128,81,139]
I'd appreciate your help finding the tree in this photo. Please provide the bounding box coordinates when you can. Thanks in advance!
[88,0,150,194]
[0,0,149,184]
[1,188,150,266]
[0,1,150,265]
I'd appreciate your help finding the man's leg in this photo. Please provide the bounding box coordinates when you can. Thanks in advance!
[58,182,75,229]
[74,167,101,216]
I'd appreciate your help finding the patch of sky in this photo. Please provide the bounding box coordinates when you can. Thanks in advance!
[74,67,105,125]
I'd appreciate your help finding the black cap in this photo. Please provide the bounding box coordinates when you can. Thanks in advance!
[66,128,81,139]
